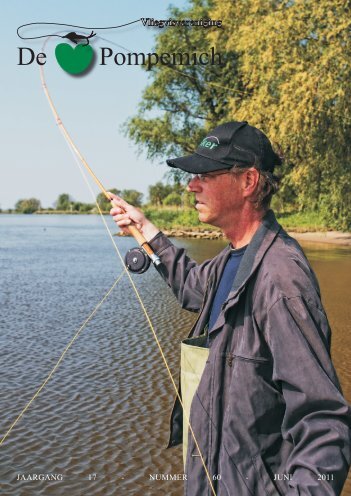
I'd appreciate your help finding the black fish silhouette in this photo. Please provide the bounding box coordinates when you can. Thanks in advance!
[62,30,96,45]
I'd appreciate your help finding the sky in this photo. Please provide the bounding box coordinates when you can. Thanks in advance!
[1,0,190,209]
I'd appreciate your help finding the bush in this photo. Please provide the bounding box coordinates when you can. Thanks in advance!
[15,198,41,214]
[163,192,182,206]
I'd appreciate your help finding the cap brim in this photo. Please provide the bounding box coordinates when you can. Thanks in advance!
[166,152,232,174]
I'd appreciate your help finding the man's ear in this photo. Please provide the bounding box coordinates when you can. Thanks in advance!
[242,168,260,198]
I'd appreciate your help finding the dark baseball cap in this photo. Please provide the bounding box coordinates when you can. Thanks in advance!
[166,121,282,174]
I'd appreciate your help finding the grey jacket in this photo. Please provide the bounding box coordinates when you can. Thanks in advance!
[149,211,350,496]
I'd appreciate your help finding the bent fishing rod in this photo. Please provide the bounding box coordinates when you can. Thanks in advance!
[41,68,161,272]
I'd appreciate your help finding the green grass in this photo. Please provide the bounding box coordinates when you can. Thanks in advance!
[276,211,327,232]
[143,207,327,232]
[144,206,206,229]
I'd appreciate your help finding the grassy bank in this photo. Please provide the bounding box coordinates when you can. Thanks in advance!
[144,207,327,233]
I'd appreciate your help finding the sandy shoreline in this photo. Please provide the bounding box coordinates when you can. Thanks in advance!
[287,231,351,246]
[162,229,351,246]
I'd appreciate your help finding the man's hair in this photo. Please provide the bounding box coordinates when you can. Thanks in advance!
[231,166,280,210]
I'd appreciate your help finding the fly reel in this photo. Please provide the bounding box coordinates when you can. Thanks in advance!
[124,247,151,274]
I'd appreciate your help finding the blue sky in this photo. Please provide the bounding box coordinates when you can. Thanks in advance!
[1,0,190,209]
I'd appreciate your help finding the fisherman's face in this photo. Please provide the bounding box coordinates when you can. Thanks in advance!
[187,169,245,227]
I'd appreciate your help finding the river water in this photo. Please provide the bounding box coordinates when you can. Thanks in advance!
[0,215,350,496]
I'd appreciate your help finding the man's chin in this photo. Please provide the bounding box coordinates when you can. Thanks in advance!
[198,212,215,225]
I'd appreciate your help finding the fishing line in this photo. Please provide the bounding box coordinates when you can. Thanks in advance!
[37,33,219,496]
[46,82,219,496]
[17,20,141,40]
[0,272,125,447]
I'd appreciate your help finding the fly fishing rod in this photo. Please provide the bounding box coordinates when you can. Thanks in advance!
[40,72,161,274]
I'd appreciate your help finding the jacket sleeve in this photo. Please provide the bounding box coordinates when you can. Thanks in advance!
[148,231,214,312]
[264,295,351,495]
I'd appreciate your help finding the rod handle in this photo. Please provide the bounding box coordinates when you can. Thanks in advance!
[127,224,146,246]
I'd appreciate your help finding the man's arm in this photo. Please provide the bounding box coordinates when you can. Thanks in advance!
[263,295,351,495]
[109,193,211,311]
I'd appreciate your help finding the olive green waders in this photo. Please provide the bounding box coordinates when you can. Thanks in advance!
[180,334,209,468]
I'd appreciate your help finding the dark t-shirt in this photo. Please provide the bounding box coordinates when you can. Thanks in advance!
[208,245,247,331]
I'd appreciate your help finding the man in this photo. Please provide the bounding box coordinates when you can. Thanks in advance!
[110,121,350,495]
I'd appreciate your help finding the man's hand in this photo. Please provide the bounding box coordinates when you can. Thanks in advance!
[108,192,160,242]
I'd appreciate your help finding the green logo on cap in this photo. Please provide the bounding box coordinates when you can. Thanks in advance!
[199,138,219,150]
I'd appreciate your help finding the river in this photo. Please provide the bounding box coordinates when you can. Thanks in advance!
[0,215,350,495]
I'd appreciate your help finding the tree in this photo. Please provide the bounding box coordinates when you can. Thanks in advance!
[15,198,41,214]
[120,189,143,207]
[125,0,240,170]
[209,0,351,228]
[124,0,351,229]
[163,192,182,206]
[96,188,120,212]
[55,193,72,211]
[72,202,95,213]
[148,182,173,206]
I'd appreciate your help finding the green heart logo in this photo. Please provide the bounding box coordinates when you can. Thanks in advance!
[55,43,94,75]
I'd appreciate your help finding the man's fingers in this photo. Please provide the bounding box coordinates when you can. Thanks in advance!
[114,217,132,227]
[113,213,132,224]
[110,206,124,215]
[107,192,129,209]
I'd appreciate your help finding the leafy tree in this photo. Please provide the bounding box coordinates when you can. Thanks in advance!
[125,0,351,229]
[209,0,351,229]
[120,189,143,207]
[55,193,72,211]
[15,198,41,214]
[125,0,239,168]
[148,182,173,206]
[96,188,120,212]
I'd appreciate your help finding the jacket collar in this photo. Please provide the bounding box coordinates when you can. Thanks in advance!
[231,209,281,293]
[208,210,281,335]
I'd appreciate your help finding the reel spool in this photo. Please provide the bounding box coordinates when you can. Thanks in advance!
[124,247,151,274]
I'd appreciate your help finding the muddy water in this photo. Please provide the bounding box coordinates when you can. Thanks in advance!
[0,215,350,495]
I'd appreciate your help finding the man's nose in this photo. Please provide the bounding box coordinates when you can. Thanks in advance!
[187,176,201,192]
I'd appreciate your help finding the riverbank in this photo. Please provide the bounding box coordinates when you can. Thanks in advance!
[288,231,351,246]
[2,210,350,246]
[117,228,351,246]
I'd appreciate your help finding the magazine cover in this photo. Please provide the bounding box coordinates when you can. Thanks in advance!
[2,1,350,495]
